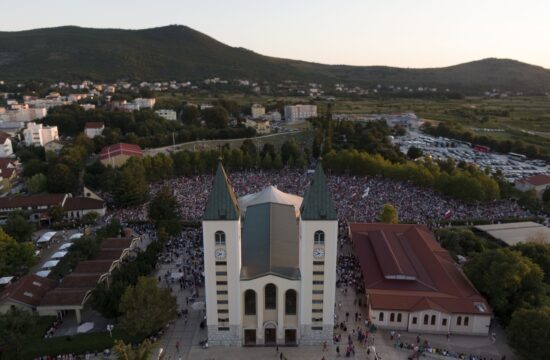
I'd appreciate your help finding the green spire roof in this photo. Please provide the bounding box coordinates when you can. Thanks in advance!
[203,161,240,221]
[300,162,337,220]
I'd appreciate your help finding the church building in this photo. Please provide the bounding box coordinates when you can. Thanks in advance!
[202,162,338,346]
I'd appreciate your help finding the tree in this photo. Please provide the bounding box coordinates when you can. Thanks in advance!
[0,307,37,359]
[407,146,424,159]
[114,159,149,206]
[261,153,273,169]
[513,242,550,283]
[180,105,200,126]
[379,204,398,224]
[202,106,229,129]
[507,307,550,360]
[48,205,65,224]
[114,339,163,360]
[81,211,100,226]
[464,249,546,323]
[281,138,301,164]
[3,211,35,243]
[47,163,78,193]
[0,228,35,276]
[22,158,47,178]
[119,277,177,337]
[148,187,179,223]
[543,186,550,203]
[25,173,47,194]
[273,154,284,170]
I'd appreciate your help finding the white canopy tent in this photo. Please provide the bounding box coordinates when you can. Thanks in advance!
[37,231,57,244]
[36,270,51,278]
[50,251,68,259]
[77,322,94,333]
[69,233,84,240]
[0,276,14,285]
[42,260,59,269]
[59,243,73,250]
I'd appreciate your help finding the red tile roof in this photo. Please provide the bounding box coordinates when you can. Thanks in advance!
[99,143,142,160]
[0,274,57,307]
[351,223,491,315]
[0,194,67,210]
[100,237,133,250]
[84,122,104,129]
[0,158,17,179]
[517,174,550,186]
[40,288,91,306]
[73,260,114,274]
[63,197,105,211]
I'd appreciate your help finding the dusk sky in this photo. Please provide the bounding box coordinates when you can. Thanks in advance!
[2,0,549,68]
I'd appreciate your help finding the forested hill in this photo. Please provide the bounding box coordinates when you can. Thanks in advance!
[1,25,550,94]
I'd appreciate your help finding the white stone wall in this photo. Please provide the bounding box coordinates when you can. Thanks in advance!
[203,219,242,345]
[299,219,338,344]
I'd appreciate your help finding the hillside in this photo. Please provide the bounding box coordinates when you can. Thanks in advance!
[0,25,549,94]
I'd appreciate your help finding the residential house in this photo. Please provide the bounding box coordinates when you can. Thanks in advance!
[515,174,550,199]
[84,122,105,138]
[99,143,143,168]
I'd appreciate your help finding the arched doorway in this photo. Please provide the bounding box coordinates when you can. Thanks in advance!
[264,321,277,345]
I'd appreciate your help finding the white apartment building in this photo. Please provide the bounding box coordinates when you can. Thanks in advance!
[155,109,177,121]
[0,108,47,123]
[284,105,317,123]
[203,162,337,346]
[133,98,156,109]
[251,104,266,119]
[23,123,59,147]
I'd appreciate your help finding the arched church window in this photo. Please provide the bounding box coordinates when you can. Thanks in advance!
[215,231,226,245]
[314,231,325,245]
[285,290,297,315]
[265,284,277,309]
[244,290,256,315]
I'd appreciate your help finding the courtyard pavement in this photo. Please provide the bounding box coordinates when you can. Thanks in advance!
[152,240,518,360]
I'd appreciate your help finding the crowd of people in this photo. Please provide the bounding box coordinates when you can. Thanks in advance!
[107,169,533,228]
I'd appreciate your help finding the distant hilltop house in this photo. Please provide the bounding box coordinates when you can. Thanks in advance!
[515,174,550,199]
[99,143,143,168]
[23,122,59,147]
[110,98,155,112]
[155,109,177,121]
[0,131,13,157]
[284,104,317,123]
[245,118,271,134]
[84,122,105,138]
[251,104,266,119]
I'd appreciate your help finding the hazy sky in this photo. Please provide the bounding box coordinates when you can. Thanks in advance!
[2,0,549,68]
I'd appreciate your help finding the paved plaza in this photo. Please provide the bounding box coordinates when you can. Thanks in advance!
[152,238,518,360]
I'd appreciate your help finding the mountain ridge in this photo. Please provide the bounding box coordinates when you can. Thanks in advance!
[0,25,549,94]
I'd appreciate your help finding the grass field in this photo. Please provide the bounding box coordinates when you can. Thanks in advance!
[156,93,550,153]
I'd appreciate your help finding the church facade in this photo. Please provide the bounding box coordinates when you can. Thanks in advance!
[202,162,338,346]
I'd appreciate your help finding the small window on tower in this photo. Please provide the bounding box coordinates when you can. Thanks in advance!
[215,231,226,245]
[314,231,325,245]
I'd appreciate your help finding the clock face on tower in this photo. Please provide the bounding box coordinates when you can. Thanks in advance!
[215,248,226,260]
[313,247,325,259]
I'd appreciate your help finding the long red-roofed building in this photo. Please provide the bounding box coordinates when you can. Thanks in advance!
[99,143,142,168]
[350,223,491,336]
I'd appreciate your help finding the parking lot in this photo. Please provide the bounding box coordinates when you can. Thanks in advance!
[396,131,550,183]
